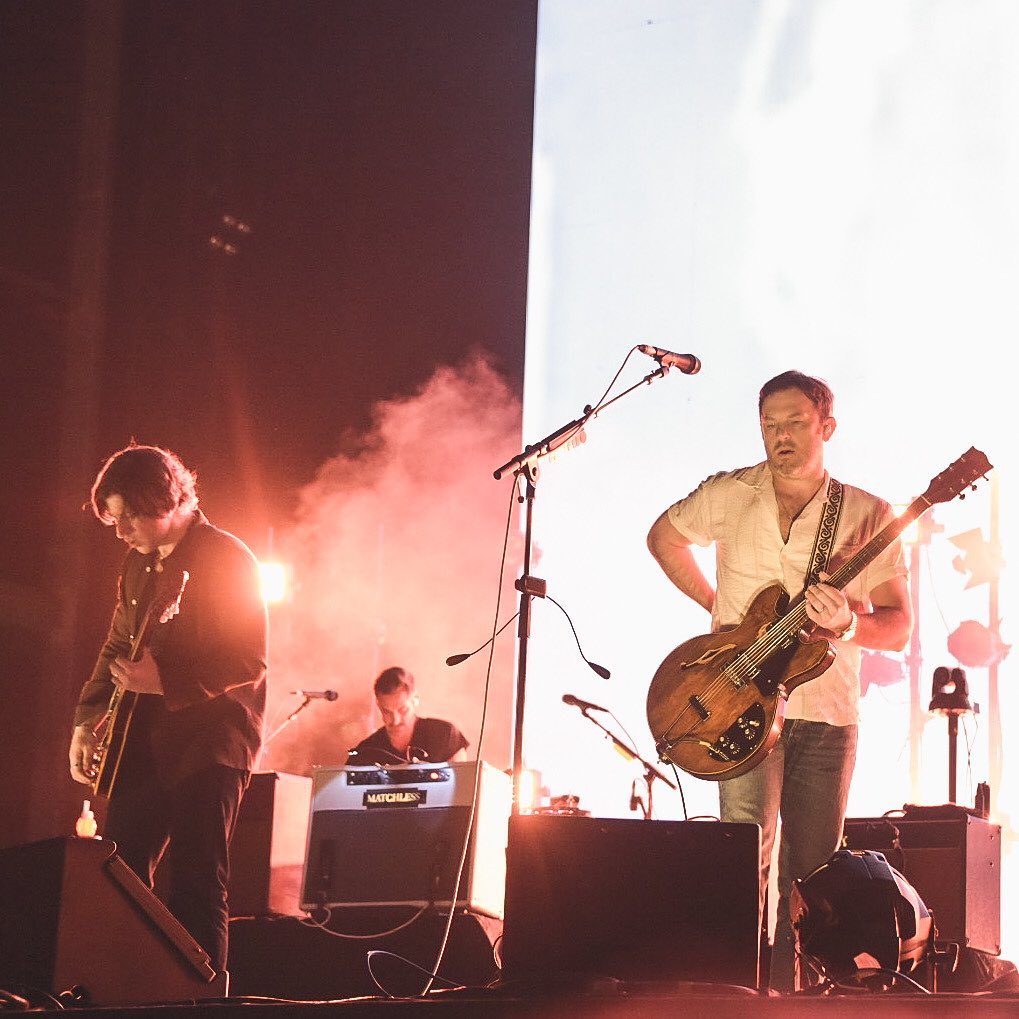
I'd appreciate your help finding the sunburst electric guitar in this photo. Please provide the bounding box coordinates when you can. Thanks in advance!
[90,564,189,798]
[646,448,992,782]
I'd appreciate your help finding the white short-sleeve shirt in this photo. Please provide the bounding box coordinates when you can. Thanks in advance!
[667,461,907,725]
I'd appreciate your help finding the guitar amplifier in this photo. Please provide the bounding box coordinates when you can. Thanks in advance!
[229,771,312,917]
[842,808,1001,954]
[300,761,510,918]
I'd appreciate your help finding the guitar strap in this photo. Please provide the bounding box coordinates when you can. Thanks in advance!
[804,476,844,591]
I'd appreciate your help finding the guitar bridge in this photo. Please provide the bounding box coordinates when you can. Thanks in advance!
[706,702,766,763]
[689,695,709,721]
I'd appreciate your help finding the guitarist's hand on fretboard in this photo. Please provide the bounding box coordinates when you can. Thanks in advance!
[803,570,854,635]
[110,648,164,695]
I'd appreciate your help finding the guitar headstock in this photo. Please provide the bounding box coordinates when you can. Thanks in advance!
[922,447,993,505]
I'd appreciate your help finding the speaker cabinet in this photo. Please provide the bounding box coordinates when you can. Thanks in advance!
[228,771,311,917]
[0,837,227,1006]
[843,811,1001,954]
[229,909,501,999]
[502,815,761,989]
[301,761,510,918]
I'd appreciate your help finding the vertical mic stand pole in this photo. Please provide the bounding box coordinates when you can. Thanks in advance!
[496,416,588,815]
[511,463,540,815]
[492,363,673,816]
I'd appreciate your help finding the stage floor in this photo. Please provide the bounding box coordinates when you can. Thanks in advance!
[7,913,1017,1017]
[9,986,1019,1019]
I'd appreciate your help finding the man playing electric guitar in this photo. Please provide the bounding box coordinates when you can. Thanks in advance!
[647,371,911,993]
[68,443,267,975]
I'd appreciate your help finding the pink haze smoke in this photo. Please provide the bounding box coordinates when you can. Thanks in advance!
[260,356,523,774]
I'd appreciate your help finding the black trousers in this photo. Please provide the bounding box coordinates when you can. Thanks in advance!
[105,763,250,972]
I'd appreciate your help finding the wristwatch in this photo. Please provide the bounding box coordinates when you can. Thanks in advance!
[837,610,859,642]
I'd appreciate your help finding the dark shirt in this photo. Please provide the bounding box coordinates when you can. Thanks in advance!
[350,717,468,765]
[75,511,267,786]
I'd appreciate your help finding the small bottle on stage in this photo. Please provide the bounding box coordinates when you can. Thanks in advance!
[75,799,98,838]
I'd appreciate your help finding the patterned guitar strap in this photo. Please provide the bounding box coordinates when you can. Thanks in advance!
[804,476,844,591]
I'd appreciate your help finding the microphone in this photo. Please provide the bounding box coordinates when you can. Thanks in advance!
[562,693,608,713]
[445,613,520,667]
[291,689,339,701]
[637,344,701,375]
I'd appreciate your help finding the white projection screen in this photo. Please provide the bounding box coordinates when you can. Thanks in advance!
[520,0,1017,956]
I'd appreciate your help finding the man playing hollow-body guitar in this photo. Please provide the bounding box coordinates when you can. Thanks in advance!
[646,371,911,992]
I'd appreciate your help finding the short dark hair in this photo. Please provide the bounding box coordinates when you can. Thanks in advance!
[90,443,199,523]
[374,667,415,696]
[759,370,834,421]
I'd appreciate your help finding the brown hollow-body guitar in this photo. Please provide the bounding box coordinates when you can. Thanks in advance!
[90,564,189,799]
[646,448,992,781]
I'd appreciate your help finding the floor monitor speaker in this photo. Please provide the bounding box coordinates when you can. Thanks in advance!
[0,837,227,1006]
[502,815,761,989]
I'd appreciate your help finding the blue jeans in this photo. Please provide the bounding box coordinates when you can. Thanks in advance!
[718,719,857,992]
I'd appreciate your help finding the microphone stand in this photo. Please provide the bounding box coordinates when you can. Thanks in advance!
[258,695,314,769]
[493,362,675,815]
[574,706,677,820]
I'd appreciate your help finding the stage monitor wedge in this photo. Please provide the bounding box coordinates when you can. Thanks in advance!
[502,814,761,990]
[0,837,227,1006]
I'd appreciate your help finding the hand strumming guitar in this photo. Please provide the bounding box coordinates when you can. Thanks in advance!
[109,648,164,695]
[69,722,99,785]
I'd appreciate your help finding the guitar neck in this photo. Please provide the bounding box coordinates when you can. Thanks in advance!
[128,602,161,661]
[778,495,929,638]
[733,447,989,683]
[91,565,189,799]
[824,495,928,592]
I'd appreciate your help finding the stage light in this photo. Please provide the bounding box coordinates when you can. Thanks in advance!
[791,848,934,991]
[258,561,289,604]
[512,768,544,814]
[928,665,974,715]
